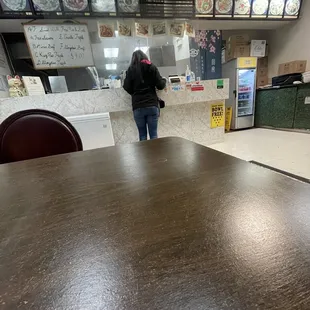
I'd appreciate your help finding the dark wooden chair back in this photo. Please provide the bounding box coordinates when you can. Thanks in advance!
[0,109,83,164]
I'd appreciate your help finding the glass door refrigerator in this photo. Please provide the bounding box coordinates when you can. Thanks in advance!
[222,57,257,129]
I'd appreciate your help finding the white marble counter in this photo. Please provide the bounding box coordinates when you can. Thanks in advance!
[0,79,228,122]
[0,79,229,147]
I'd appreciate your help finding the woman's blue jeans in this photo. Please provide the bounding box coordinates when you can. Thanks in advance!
[133,106,159,141]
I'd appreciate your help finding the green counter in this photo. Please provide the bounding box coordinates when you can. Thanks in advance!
[255,83,310,130]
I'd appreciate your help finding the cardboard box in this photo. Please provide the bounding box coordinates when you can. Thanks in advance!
[278,60,307,76]
[250,40,266,57]
[257,57,268,69]
[228,35,250,45]
[257,67,268,77]
[256,75,269,88]
[278,63,291,75]
[226,45,250,62]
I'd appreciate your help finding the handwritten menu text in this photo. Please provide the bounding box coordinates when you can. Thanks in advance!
[24,24,94,69]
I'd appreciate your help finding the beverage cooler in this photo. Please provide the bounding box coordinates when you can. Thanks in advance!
[222,57,257,129]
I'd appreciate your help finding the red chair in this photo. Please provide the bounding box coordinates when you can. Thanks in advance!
[0,109,83,164]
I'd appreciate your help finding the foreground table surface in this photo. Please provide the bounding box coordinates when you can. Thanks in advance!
[1,137,310,309]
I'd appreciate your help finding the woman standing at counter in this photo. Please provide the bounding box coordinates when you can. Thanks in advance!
[123,50,166,141]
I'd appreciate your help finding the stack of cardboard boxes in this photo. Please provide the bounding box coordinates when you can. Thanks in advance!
[257,57,269,88]
[224,34,269,88]
[225,35,250,62]
[278,60,307,76]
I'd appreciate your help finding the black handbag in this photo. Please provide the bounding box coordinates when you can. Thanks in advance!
[158,97,165,109]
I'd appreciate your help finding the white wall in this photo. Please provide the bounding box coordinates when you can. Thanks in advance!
[268,1,310,77]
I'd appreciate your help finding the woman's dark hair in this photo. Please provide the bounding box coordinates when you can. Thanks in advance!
[130,50,149,67]
[129,50,149,83]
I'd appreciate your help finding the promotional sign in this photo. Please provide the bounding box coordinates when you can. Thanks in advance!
[211,101,224,128]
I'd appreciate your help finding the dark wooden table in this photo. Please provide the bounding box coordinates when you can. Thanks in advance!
[1,137,310,309]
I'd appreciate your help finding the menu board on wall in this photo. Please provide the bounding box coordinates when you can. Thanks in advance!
[0,0,33,16]
[23,24,94,69]
[0,0,302,19]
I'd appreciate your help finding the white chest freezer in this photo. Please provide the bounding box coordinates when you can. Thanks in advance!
[67,113,115,150]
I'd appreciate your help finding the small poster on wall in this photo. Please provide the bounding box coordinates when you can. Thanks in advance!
[185,22,195,38]
[98,22,115,37]
[152,22,167,36]
[117,21,132,37]
[169,23,185,37]
[135,22,150,37]
[250,40,266,57]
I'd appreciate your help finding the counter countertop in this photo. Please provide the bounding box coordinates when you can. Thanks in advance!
[257,82,310,92]
[0,79,229,121]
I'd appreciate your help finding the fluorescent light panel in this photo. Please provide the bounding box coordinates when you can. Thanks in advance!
[104,48,119,58]
[106,64,117,70]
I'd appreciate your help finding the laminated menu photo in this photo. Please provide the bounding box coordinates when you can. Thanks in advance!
[32,0,61,11]
[118,0,139,13]
[91,0,116,13]
[62,0,89,12]
[0,0,31,12]
[195,0,213,14]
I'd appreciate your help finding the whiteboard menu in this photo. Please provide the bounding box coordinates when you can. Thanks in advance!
[23,24,94,69]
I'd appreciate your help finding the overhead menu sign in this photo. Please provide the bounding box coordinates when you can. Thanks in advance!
[23,23,94,69]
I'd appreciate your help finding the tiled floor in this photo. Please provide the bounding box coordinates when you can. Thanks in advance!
[209,128,310,180]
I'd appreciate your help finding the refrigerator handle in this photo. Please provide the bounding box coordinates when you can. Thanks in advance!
[233,90,237,98]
